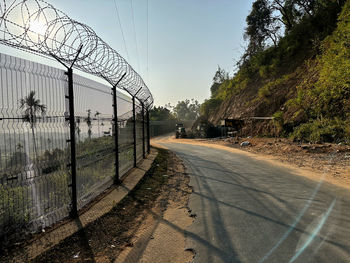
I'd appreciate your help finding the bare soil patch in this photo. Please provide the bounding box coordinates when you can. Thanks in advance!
[115,151,194,263]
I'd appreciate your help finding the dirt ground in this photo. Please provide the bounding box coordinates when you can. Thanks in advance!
[114,151,194,263]
[30,148,194,263]
[152,135,350,191]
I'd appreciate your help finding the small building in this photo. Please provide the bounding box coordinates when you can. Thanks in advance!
[220,118,245,137]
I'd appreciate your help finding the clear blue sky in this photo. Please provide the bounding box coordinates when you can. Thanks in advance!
[0,0,254,106]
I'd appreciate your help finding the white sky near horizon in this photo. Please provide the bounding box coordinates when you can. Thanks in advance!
[0,0,255,107]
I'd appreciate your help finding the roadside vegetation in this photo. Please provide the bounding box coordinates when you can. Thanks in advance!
[200,0,349,143]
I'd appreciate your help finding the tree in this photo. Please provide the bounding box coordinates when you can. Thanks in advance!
[295,0,317,16]
[19,91,46,220]
[245,0,280,57]
[270,0,299,32]
[245,0,272,49]
[211,66,229,98]
[75,117,81,142]
[149,106,176,121]
[40,148,64,174]
[200,98,223,118]
[244,0,318,56]
[173,99,200,121]
[95,111,101,137]
[86,109,92,139]
[19,91,46,158]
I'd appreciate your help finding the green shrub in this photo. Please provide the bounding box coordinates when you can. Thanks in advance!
[0,184,30,238]
[291,118,350,143]
[200,98,223,117]
[273,111,284,134]
[40,148,65,174]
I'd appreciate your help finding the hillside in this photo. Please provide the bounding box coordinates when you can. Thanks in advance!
[202,0,350,143]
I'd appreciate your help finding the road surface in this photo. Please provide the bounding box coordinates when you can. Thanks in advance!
[158,140,350,263]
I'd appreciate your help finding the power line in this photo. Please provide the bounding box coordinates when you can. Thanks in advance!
[113,0,130,62]
[146,0,149,83]
[130,0,141,74]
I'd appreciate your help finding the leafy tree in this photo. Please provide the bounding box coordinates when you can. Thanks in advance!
[40,148,64,174]
[270,0,299,32]
[173,99,200,121]
[211,66,229,98]
[200,98,223,118]
[149,106,176,121]
[295,0,317,16]
[19,91,46,158]
[244,0,330,57]
[86,109,92,139]
[245,0,279,54]
[95,111,101,137]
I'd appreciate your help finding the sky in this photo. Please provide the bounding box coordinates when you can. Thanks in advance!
[0,0,255,107]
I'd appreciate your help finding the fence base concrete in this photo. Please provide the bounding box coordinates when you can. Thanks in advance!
[11,149,158,263]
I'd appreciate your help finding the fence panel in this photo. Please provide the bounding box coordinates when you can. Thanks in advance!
[0,52,150,244]
[144,109,148,154]
[150,120,176,137]
[73,75,115,210]
[118,96,134,176]
[0,53,71,240]
[135,103,144,162]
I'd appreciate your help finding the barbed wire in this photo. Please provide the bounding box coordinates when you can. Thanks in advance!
[0,0,153,107]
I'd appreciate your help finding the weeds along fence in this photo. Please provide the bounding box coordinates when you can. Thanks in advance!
[0,52,150,245]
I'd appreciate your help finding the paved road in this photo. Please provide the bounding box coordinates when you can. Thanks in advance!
[159,141,350,263]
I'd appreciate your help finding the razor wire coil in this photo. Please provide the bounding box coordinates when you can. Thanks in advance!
[0,0,153,106]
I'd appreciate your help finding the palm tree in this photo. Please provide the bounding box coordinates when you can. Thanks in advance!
[75,117,81,142]
[19,91,46,158]
[95,111,101,137]
[19,91,46,222]
[86,109,92,139]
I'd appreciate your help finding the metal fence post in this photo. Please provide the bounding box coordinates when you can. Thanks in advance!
[142,103,145,158]
[66,67,78,218]
[111,73,126,184]
[147,108,150,154]
[52,46,82,218]
[112,86,120,183]
[131,87,143,167]
[132,96,137,167]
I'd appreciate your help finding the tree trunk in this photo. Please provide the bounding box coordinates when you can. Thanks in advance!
[26,128,42,228]
[97,118,100,137]
[31,125,38,159]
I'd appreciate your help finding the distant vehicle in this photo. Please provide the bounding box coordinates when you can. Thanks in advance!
[176,127,187,138]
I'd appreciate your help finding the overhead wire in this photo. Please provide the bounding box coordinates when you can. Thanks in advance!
[146,0,149,83]
[113,0,130,62]
[130,0,141,75]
